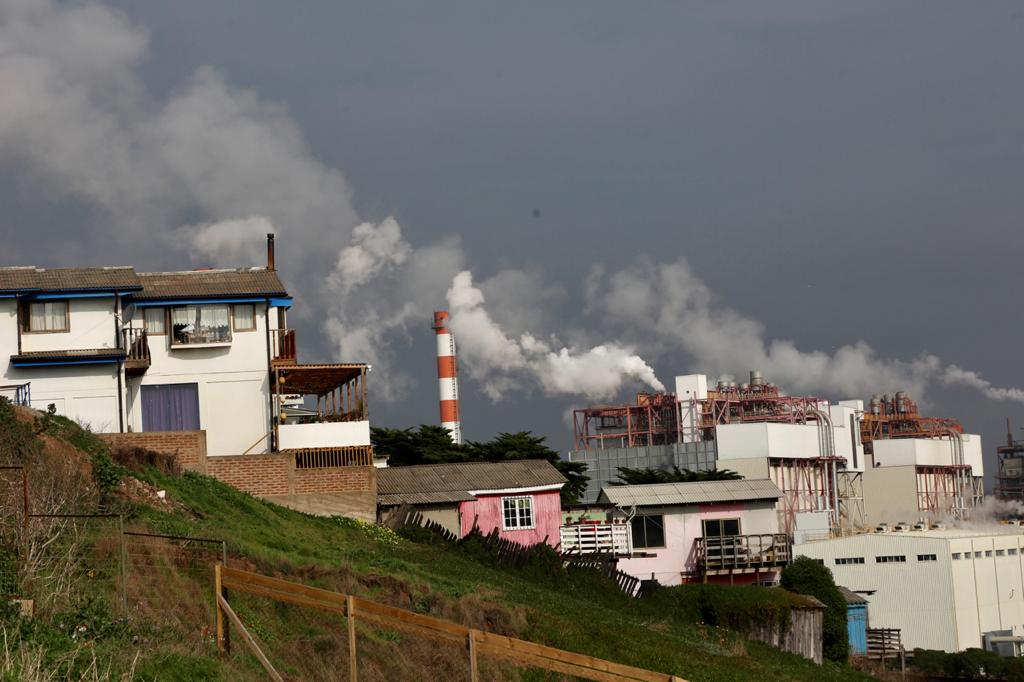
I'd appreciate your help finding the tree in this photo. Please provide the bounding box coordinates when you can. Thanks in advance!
[370,426,589,504]
[611,466,742,485]
[780,556,849,663]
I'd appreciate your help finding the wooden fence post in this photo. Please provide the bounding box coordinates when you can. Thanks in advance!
[468,628,480,682]
[215,563,229,654]
[347,595,358,682]
[118,515,128,615]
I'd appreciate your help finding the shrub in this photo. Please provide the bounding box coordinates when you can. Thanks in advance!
[781,557,849,663]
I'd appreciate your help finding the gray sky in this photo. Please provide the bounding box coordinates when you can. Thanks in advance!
[3,1,1024,479]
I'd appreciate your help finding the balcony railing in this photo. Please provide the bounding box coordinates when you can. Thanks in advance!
[272,328,297,366]
[560,522,632,556]
[694,533,791,574]
[122,328,150,374]
[0,382,30,407]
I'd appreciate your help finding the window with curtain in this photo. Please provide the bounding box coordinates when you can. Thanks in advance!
[232,304,256,331]
[501,496,535,530]
[144,308,166,334]
[170,304,232,345]
[26,301,68,332]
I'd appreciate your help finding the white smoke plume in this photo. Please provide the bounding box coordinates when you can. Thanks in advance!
[4,0,1024,413]
[586,259,1024,405]
[446,271,665,401]
[0,0,459,399]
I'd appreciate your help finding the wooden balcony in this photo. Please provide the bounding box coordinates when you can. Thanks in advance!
[122,328,151,375]
[271,328,297,367]
[694,533,791,575]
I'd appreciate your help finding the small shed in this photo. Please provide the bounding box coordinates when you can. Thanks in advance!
[838,586,869,655]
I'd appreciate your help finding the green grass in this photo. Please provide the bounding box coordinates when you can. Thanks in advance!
[3,405,875,680]
[124,468,872,682]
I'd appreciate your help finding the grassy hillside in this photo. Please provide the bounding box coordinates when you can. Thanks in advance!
[1,407,875,681]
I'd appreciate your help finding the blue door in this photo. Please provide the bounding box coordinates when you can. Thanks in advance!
[141,384,200,432]
[847,604,868,655]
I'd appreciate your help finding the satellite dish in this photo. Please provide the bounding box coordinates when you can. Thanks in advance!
[121,303,136,322]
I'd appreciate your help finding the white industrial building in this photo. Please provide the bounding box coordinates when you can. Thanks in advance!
[796,527,1024,652]
[565,371,986,534]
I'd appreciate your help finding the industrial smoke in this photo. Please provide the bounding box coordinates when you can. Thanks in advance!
[4,0,1024,411]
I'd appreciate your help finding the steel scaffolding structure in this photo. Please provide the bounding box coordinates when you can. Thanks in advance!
[573,393,681,450]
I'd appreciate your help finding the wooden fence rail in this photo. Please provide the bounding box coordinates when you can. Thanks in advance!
[215,564,686,682]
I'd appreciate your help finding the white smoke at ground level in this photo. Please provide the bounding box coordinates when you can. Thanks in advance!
[446,270,664,401]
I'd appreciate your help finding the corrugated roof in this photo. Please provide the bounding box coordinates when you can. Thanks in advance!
[0,267,140,293]
[838,586,869,605]
[135,269,287,300]
[597,479,782,507]
[378,491,476,506]
[11,349,126,362]
[377,460,566,505]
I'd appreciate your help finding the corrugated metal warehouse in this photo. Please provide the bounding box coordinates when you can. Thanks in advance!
[795,527,1024,652]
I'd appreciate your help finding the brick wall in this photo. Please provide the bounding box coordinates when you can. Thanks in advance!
[206,454,292,497]
[206,453,375,498]
[293,463,375,494]
[99,431,207,473]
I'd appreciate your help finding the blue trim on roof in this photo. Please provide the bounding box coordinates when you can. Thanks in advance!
[133,297,272,307]
[269,297,293,309]
[12,358,121,367]
[33,291,136,300]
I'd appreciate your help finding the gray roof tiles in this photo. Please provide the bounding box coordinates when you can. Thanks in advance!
[0,267,141,293]
[135,269,287,300]
[597,479,783,507]
[0,266,287,300]
[377,460,566,506]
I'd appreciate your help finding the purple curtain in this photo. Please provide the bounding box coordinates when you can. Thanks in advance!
[141,384,200,431]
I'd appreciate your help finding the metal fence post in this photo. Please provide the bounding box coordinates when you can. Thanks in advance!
[118,515,128,615]
[347,595,358,682]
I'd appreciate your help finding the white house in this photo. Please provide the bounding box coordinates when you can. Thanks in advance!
[561,479,790,586]
[0,236,376,518]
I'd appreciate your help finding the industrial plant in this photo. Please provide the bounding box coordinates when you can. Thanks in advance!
[564,370,984,536]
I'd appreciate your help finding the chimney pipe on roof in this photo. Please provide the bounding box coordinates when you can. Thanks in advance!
[267,233,276,271]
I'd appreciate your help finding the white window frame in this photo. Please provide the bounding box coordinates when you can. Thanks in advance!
[501,495,535,531]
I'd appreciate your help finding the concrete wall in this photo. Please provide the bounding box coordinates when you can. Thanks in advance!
[279,420,371,449]
[715,416,864,473]
[863,463,920,526]
[617,499,780,586]
[460,489,562,548]
[99,430,207,472]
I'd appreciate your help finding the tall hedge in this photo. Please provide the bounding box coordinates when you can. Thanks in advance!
[781,556,849,663]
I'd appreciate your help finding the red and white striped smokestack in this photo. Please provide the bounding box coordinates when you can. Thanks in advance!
[432,311,463,445]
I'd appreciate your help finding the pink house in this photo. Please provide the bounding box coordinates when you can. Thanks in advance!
[597,479,791,586]
[377,460,566,548]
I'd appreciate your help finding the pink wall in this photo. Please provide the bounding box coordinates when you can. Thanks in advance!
[617,501,780,586]
[460,489,562,548]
